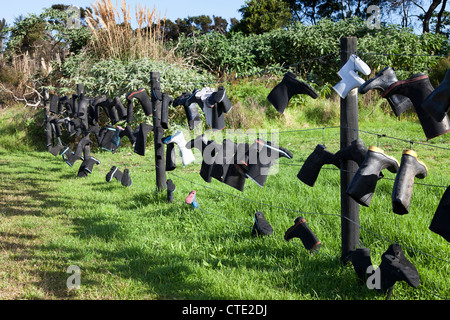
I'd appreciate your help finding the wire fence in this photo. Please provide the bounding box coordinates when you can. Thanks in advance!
[44,48,450,300]
[122,123,449,300]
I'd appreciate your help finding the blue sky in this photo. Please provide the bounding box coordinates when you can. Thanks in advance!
[1,0,247,26]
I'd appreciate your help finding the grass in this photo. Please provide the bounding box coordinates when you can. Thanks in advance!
[0,98,449,300]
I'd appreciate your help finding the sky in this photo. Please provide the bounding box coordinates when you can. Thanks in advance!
[1,0,247,26]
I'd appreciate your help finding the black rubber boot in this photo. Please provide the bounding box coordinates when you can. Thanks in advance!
[210,139,238,183]
[359,66,413,117]
[429,186,450,242]
[134,123,153,156]
[161,93,173,129]
[126,88,153,116]
[378,244,420,298]
[223,142,248,191]
[187,135,221,183]
[252,211,273,236]
[334,138,368,167]
[284,217,321,253]
[49,95,59,114]
[297,144,340,187]
[174,92,202,130]
[106,166,123,182]
[215,86,232,113]
[113,97,127,120]
[347,146,399,207]
[392,150,428,215]
[121,169,132,187]
[422,68,450,122]
[349,248,374,285]
[382,73,450,140]
[165,142,176,171]
[243,139,293,188]
[166,179,176,203]
[267,72,319,114]
[119,125,136,146]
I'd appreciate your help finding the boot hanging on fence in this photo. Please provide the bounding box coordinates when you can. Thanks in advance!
[161,93,173,129]
[165,142,177,171]
[239,139,293,188]
[126,88,153,116]
[391,150,428,215]
[252,211,273,237]
[346,146,399,207]
[163,131,195,167]
[134,123,153,156]
[382,73,450,141]
[284,217,321,253]
[166,179,176,203]
[174,91,202,130]
[186,134,221,183]
[333,54,371,98]
[348,248,374,286]
[377,244,420,299]
[223,142,249,192]
[297,144,340,187]
[359,66,413,117]
[267,71,319,114]
[422,68,450,122]
[334,138,368,168]
[429,186,450,243]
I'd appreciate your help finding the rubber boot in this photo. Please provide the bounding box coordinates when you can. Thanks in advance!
[166,179,176,203]
[284,217,321,253]
[174,91,202,130]
[185,190,199,209]
[334,138,368,167]
[113,96,127,120]
[187,135,220,183]
[422,68,450,122]
[210,139,238,183]
[126,99,134,124]
[333,70,366,99]
[297,144,340,187]
[106,166,123,182]
[242,139,293,188]
[215,85,232,113]
[337,54,371,79]
[119,125,136,146]
[134,123,153,156]
[429,186,450,242]
[163,131,195,166]
[161,93,173,129]
[378,244,420,298]
[126,88,153,116]
[252,211,273,236]
[359,66,413,116]
[347,146,399,207]
[165,142,176,171]
[267,71,319,114]
[392,150,428,215]
[382,73,450,140]
[121,169,132,187]
[349,248,374,286]
[49,95,59,114]
[223,142,248,191]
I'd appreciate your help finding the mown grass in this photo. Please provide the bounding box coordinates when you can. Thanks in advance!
[0,97,449,300]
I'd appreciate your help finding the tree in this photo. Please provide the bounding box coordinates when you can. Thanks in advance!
[283,0,386,24]
[232,0,292,34]
[0,18,7,52]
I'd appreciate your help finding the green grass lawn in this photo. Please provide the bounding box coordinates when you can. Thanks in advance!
[0,103,449,300]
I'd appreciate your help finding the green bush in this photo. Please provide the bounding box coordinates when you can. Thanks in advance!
[53,53,215,125]
[175,17,449,86]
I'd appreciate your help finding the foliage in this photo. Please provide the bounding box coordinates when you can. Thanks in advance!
[231,0,292,34]
[176,17,450,86]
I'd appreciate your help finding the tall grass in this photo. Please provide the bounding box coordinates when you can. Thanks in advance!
[85,0,178,63]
